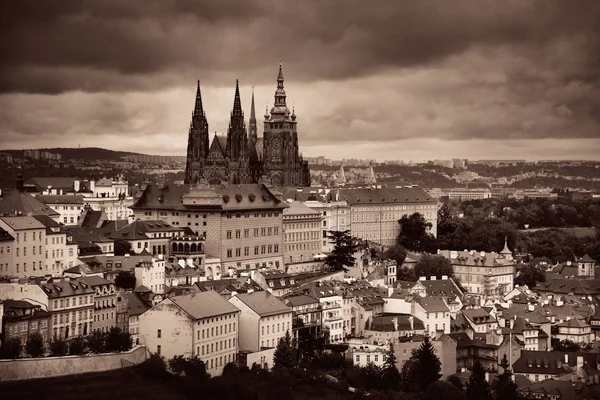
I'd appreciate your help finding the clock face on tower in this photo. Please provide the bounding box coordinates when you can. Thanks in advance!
[272,138,281,150]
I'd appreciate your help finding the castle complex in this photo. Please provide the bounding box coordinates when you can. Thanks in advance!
[184,64,311,187]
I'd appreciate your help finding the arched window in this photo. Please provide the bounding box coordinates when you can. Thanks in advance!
[178,243,184,253]
[184,243,190,253]
[172,243,178,252]
[191,243,197,252]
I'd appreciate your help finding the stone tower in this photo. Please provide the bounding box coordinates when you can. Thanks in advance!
[184,81,210,184]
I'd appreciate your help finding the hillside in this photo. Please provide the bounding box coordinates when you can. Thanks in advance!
[4,147,141,161]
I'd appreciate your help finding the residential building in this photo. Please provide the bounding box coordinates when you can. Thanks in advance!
[229,291,292,352]
[461,308,499,333]
[134,255,166,295]
[0,216,47,278]
[283,294,322,351]
[1,299,51,351]
[513,351,600,383]
[518,379,600,400]
[555,318,593,344]
[339,187,438,246]
[35,195,85,225]
[0,175,61,223]
[412,296,451,335]
[349,343,388,368]
[34,215,79,276]
[438,241,515,296]
[139,291,240,376]
[79,276,117,333]
[299,283,344,342]
[251,269,298,297]
[449,331,499,372]
[109,219,186,256]
[395,335,457,378]
[0,227,14,277]
[408,276,464,313]
[131,183,288,271]
[120,291,150,345]
[363,314,425,343]
[282,201,323,265]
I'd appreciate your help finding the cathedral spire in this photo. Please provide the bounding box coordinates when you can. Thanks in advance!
[193,80,204,116]
[232,79,243,117]
[249,87,257,139]
[367,161,377,185]
[274,61,287,108]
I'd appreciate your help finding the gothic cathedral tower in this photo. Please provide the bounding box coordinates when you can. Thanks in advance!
[225,80,250,184]
[184,81,209,184]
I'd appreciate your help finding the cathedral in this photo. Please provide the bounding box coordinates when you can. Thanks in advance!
[184,64,311,187]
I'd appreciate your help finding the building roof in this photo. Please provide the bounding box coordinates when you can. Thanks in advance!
[78,275,113,287]
[0,216,47,231]
[120,292,150,316]
[24,177,77,192]
[519,379,600,400]
[416,296,450,312]
[80,209,106,229]
[417,278,463,298]
[462,308,497,325]
[232,291,291,317]
[438,249,515,267]
[36,277,96,298]
[169,290,240,320]
[513,350,600,376]
[284,294,319,307]
[556,318,590,329]
[338,187,436,205]
[109,219,182,240]
[282,201,321,217]
[0,190,60,218]
[369,314,425,332]
[36,194,85,205]
[0,226,14,242]
[132,183,288,212]
[3,299,40,309]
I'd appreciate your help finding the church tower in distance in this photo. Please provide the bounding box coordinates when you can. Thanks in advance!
[184,81,209,184]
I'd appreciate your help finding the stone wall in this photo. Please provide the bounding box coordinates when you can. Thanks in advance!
[0,346,149,382]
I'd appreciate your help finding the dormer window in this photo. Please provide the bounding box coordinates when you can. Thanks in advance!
[269,282,274,288]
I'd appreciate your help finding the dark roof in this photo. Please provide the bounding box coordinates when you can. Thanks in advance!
[0,227,14,242]
[35,277,96,299]
[449,332,499,350]
[109,219,182,240]
[416,296,450,312]
[580,254,595,263]
[0,190,60,217]
[36,194,85,205]
[369,314,424,332]
[132,183,288,212]
[418,278,463,298]
[534,278,600,295]
[120,292,150,316]
[462,308,497,324]
[169,291,240,320]
[338,187,436,205]
[513,350,600,375]
[284,294,319,307]
[80,209,105,229]
[4,299,40,309]
[24,177,77,192]
[519,379,600,400]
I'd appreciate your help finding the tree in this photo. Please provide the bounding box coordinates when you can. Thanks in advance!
[273,330,296,370]
[400,336,441,392]
[114,239,133,256]
[385,244,407,266]
[0,337,22,359]
[106,327,133,352]
[115,271,136,290]
[69,336,86,355]
[466,361,492,400]
[552,339,580,352]
[379,342,401,390]
[87,330,107,354]
[492,355,518,400]
[25,332,45,357]
[325,230,359,271]
[169,355,210,380]
[396,213,436,252]
[447,374,464,390]
[397,266,417,282]
[50,336,68,357]
[514,263,546,288]
[414,254,455,280]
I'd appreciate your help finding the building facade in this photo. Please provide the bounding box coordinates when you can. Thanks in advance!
[184,64,310,187]
[0,216,47,278]
[282,201,323,264]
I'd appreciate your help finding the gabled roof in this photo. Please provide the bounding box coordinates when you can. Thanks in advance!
[0,190,60,218]
[36,277,96,299]
[0,227,14,242]
[0,216,46,231]
[338,187,436,205]
[120,292,150,316]
[208,134,227,157]
[36,194,85,205]
[24,177,77,192]
[232,291,291,317]
[109,219,181,240]
[284,294,319,307]
[416,296,449,312]
[169,291,240,320]
[462,308,497,325]
[369,314,424,332]
[556,318,590,329]
[78,275,112,287]
[283,201,321,217]
[419,279,463,298]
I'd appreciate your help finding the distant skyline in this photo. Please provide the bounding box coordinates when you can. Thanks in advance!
[1,1,599,160]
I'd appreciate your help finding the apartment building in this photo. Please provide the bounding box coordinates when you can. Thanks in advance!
[131,183,288,271]
[35,195,85,225]
[134,256,166,294]
[0,216,47,278]
[139,291,240,376]
[229,291,292,352]
[34,215,79,276]
[109,220,186,256]
[78,276,117,333]
[282,201,323,265]
[283,294,322,350]
[0,227,14,277]
[2,299,51,350]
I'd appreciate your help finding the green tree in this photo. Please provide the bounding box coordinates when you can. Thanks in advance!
[25,332,45,357]
[114,239,133,256]
[0,337,22,359]
[325,230,359,271]
[466,361,492,400]
[69,336,87,355]
[87,330,107,354]
[106,327,133,352]
[397,213,436,252]
[514,263,546,288]
[115,271,137,290]
[551,339,580,352]
[273,330,296,370]
[50,336,68,357]
[380,342,401,390]
[385,244,407,265]
[447,374,464,390]
[492,355,518,400]
[400,336,442,392]
[397,266,417,282]
[414,254,455,280]
[169,355,210,380]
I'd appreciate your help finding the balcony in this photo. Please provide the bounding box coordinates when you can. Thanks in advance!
[321,302,341,311]
[171,250,204,256]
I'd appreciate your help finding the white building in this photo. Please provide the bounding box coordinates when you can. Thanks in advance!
[36,195,85,225]
[139,291,240,376]
[229,291,292,354]
[0,216,47,278]
[35,215,79,276]
[134,256,166,294]
[412,296,451,336]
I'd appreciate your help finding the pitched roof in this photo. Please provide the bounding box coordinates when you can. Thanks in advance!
[24,177,77,192]
[369,314,425,332]
[0,216,47,231]
[109,219,182,240]
[120,292,150,316]
[416,296,449,312]
[0,190,60,218]
[36,194,85,205]
[232,291,291,317]
[462,308,497,324]
[556,318,590,329]
[284,294,319,307]
[78,275,112,287]
[132,183,288,212]
[283,201,321,217]
[0,227,14,242]
[513,350,600,375]
[169,291,240,320]
[419,279,463,298]
[37,277,96,298]
[338,187,436,205]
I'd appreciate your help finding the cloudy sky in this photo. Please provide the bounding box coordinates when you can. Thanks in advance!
[1,0,599,161]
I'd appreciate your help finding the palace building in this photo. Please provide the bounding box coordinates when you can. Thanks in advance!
[184,64,311,187]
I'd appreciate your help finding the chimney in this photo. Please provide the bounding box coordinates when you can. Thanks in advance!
[527,303,535,312]
[392,317,398,332]
[567,260,572,266]
[576,356,583,370]
[480,251,486,257]
[74,179,80,192]
[441,275,448,280]
[408,316,414,330]
[484,371,490,382]
[565,353,569,365]
[90,180,96,193]
[419,276,426,281]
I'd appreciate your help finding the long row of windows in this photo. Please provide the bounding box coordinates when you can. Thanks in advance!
[261,321,290,336]
[53,295,94,310]
[226,227,280,239]
[53,309,92,325]
[198,337,237,356]
[198,322,237,340]
[226,244,280,258]
[15,231,43,243]
[285,231,320,242]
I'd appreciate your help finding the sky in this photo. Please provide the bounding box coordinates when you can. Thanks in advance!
[1,0,599,161]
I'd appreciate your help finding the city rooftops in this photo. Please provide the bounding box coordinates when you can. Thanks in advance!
[169,290,240,320]
[0,216,47,231]
[338,187,435,205]
[35,194,85,205]
[282,201,321,217]
[109,219,182,240]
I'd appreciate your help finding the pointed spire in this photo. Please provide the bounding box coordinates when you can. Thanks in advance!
[232,79,243,116]
[193,80,204,116]
[368,161,376,185]
[277,60,284,86]
[248,86,257,139]
[250,87,256,122]
[339,161,346,185]
[501,236,511,254]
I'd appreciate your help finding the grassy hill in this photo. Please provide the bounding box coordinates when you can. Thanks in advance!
[4,147,142,161]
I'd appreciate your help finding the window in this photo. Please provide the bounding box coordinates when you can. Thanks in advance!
[244,247,250,256]
[235,230,241,239]
[157,345,161,355]
[227,249,232,258]
[157,329,162,338]
[244,229,250,238]
[226,231,232,239]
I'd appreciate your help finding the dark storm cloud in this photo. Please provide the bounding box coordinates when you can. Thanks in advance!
[1,0,599,94]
